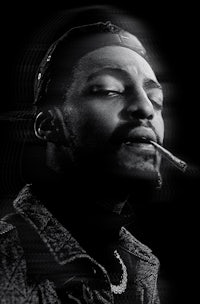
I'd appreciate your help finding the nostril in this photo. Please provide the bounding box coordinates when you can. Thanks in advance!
[146,112,154,120]
[127,106,154,120]
[124,91,155,120]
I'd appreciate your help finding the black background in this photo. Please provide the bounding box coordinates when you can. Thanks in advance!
[1,1,200,303]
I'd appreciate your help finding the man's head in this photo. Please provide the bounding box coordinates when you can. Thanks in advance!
[34,22,164,185]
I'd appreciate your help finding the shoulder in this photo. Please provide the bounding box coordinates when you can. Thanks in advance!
[0,216,27,295]
[0,214,26,263]
[0,218,15,235]
[0,216,22,252]
[0,217,59,303]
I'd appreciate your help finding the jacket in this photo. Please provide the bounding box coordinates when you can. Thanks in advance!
[0,184,160,303]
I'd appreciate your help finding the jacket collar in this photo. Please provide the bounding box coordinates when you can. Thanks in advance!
[13,184,159,268]
[13,184,87,265]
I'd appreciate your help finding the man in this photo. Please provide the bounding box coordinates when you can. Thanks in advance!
[0,17,164,304]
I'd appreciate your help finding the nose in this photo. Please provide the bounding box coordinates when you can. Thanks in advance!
[125,89,154,121]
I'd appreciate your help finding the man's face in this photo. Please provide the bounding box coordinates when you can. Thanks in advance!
[60,46,164,180]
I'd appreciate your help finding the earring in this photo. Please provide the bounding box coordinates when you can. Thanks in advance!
[37,127,47,141]
[155,171,162,189]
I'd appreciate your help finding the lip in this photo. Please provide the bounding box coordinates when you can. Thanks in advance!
[122,127,157,145]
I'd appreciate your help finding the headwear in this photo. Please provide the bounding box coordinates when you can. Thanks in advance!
[34,21,147,105]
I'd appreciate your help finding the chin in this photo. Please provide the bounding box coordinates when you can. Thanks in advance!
[117,164,159,181]
[110,152,161,182]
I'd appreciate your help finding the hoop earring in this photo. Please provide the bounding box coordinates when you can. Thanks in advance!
[34,112,46,141]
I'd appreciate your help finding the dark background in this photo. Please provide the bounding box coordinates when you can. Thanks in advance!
[0,2,199,303]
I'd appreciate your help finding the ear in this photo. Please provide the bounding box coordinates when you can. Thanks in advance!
[34,108,69,145]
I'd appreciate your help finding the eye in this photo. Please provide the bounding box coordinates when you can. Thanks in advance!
[100,90,122,97]
[90,87,123,98]
[150,98,163,110]
[148,92,163,111]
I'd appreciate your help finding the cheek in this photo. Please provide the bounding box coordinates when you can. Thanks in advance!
[75,100,121,141]
[89,103,118,127]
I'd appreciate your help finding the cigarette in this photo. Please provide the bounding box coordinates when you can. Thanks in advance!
[149,140,187,172]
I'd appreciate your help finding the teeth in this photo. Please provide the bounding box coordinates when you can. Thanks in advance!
[141,137,151,143]
[124,137,151,145]
[124,141,147,146]
[141,136,148,142]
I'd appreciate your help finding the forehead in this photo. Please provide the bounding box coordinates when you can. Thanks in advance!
[75,46,157,82]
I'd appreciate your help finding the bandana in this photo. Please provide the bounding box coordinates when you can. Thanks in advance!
[34,21,147,105]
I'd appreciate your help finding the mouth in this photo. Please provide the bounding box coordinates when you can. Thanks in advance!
[122,138,156,156]
[123,136,153,146]
[121,126,158,147]
[110,126,159,155]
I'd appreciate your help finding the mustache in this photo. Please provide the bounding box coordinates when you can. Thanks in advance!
[110,120,161,145]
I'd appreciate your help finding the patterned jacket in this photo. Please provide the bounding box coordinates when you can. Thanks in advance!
[0,184,160,303]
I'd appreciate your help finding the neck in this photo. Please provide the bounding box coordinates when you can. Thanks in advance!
[32,169,157,260]
[32,167,156,233]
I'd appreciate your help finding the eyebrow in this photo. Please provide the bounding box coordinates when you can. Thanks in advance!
[86,67,127,82]
[143,79,163,91]
[86,67,163,91]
